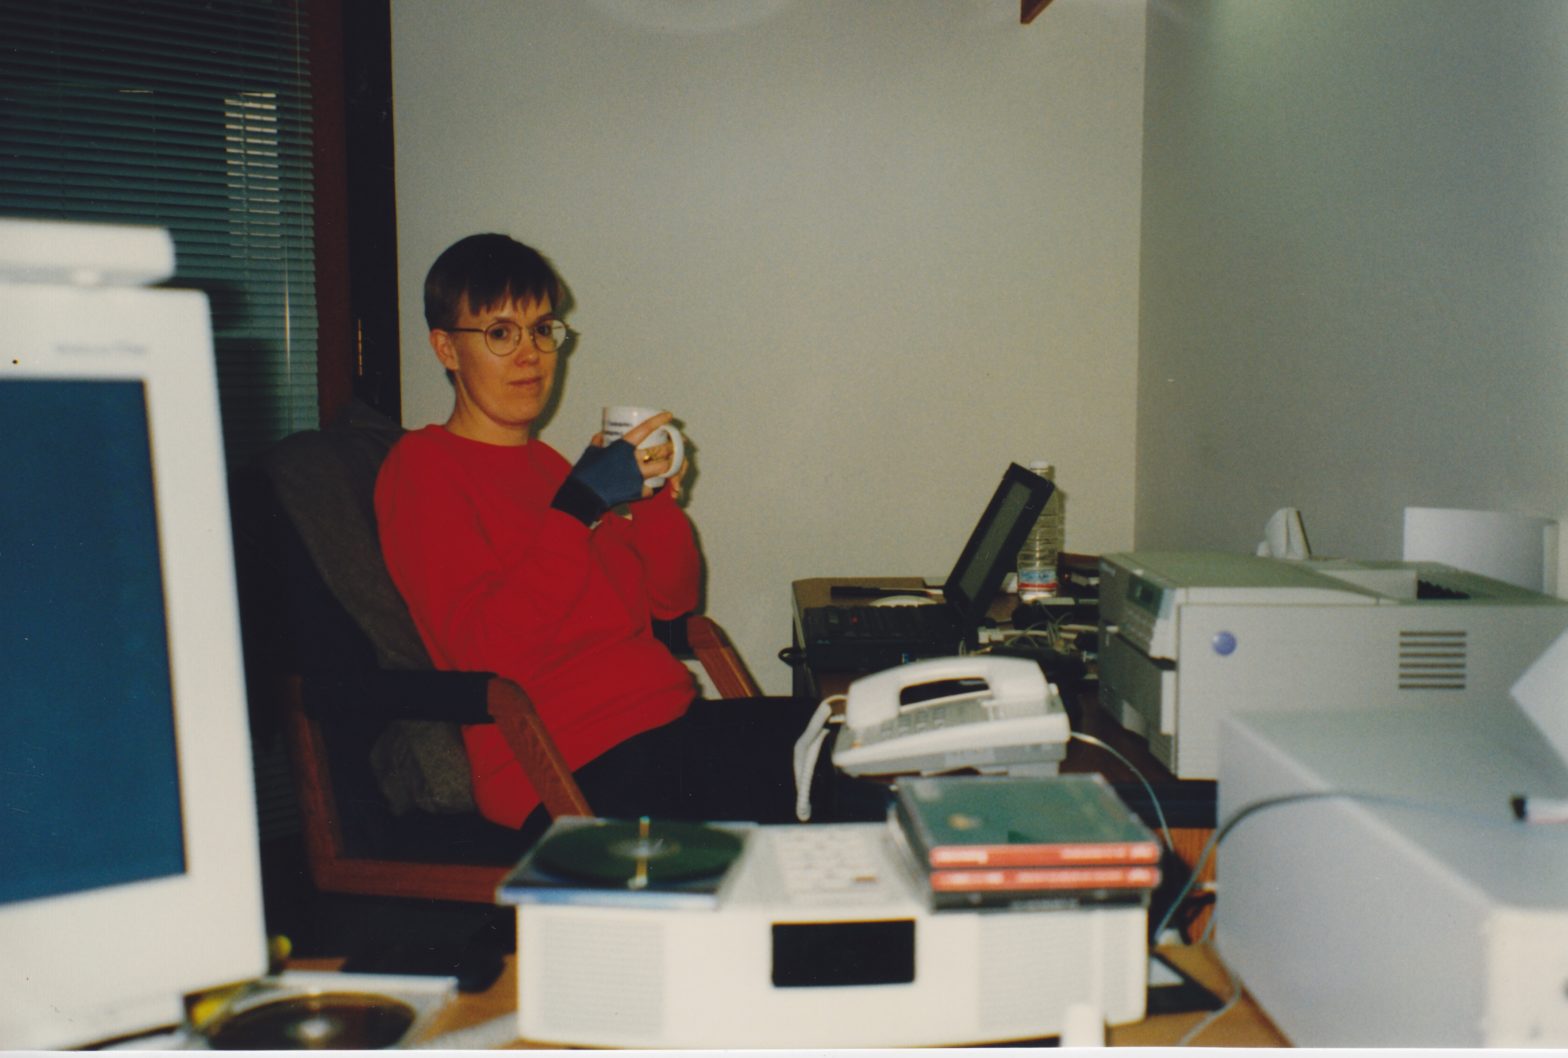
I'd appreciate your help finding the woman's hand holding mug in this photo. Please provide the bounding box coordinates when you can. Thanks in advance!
[601,405,687,498]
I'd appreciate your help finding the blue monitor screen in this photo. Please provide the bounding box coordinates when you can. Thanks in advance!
[0,379,185,906]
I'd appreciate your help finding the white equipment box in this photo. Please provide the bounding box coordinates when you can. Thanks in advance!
[1216,700,1568,1047]
[501,821,1146,1048]
[1098,551,1568,779]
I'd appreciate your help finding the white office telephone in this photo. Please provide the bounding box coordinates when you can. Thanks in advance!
[831,655,1070,778]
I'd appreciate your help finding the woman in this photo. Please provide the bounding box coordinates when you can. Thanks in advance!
[375,233,879,841]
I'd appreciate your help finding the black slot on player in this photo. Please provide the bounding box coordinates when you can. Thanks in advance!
[770,920,916,988]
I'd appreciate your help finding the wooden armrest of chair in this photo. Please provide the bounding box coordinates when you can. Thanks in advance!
[685,614,761,698]
[486,677,591,819]
[280,673,515,903]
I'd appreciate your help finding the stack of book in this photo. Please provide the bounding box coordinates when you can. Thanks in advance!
[890,773,1162,911]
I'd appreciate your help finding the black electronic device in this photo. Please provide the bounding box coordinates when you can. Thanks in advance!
[799,463,1054,672]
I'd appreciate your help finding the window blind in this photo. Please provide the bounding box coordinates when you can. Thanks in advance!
[0,0,318,466]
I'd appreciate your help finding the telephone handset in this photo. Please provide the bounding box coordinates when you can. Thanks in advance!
[832,655,1070,778]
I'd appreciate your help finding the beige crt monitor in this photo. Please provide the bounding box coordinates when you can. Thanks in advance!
[1216,699,1568,1046]
[0,219,267,1048]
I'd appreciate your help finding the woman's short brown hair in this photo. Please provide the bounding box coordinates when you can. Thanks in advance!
[423,233,566,330]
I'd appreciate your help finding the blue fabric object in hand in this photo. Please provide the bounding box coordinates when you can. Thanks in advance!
[551,439,644,525]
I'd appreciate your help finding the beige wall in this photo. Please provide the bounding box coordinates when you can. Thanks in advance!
[391,0,1147,692]
[1137,0,1568,582]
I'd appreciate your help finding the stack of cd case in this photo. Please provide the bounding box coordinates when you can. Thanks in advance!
[496,816,753,909]
[890,774,1163,911]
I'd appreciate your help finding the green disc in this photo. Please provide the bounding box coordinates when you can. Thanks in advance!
[534,820,744,886]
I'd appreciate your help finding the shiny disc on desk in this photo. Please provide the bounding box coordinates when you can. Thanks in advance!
[202,992,415,1050]
[534,819,744,886]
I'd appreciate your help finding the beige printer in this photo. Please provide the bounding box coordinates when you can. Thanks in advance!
[1097,551,1568,780]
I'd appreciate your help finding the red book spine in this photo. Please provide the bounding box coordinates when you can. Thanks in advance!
[927,841,1161,868]
[928,864,1161,892]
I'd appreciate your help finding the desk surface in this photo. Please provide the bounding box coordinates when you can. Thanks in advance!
[286,578,1290,1049]
[299,942,1286,1048]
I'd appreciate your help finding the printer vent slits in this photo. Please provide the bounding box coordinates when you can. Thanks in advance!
[1397,629,1467,690]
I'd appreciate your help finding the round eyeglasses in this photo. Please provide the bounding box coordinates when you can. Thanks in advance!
[445,318,571,357]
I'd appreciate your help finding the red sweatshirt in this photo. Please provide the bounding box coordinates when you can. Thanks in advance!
[374,425,702,827]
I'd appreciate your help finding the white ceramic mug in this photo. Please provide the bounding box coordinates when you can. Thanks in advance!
[602,405,685,488]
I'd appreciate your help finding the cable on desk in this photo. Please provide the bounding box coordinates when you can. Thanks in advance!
[1069,731,1174,851]
[793,694,845,822]
[997,608,1071,652]
[1151,791,1474,1046]
[1149,787,1520,946]
[1162,912,1237,1045]
[1144,785,1536,1048]
[998,625,1061,652]
[1174,955,1244,1047]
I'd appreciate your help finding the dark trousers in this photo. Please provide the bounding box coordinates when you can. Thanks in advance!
[515,697,888,847]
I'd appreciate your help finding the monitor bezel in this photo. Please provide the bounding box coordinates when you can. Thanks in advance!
[0,277,267,1049]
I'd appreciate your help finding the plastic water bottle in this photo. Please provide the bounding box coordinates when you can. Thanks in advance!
[1016,461,1064,601]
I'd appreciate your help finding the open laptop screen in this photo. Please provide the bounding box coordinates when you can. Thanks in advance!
[943,463,1055,640]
